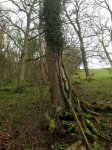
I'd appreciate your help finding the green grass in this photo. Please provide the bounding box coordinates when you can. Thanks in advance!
[72,68,112,79]
[0,81,50,149]
[0,69,112,149]
[72,68,112,103]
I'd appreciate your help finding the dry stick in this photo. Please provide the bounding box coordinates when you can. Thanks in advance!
[60,61,91,150]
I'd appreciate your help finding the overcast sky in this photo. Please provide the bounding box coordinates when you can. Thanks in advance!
[0,0,112,69]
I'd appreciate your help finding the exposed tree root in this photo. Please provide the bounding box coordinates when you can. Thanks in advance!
[45,56,111,149]
[45,86,111,149]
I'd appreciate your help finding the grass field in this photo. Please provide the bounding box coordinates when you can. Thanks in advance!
[0,68,112,149]
[72,68,112,103]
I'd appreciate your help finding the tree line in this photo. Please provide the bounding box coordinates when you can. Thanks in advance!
[0,0,111,98]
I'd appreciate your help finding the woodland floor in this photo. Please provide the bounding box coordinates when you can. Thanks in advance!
[0,68,112,150]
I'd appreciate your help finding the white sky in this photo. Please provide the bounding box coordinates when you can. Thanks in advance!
[0,0,112,69]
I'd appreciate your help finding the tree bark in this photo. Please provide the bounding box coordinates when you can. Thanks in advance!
[16,32,28,92]
[79,36,90,79]
[46,46,67,111]
[39,0,46,82]
[0,28,3,80]
[43,0,69,112]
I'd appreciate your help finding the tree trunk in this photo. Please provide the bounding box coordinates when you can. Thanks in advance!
[39,0,46,82]
[64,4,90,79]
[46,44,68,112]
[0,28,6,82]
[76,15,90,79]
[43,0,70,113]
[102,42,112,68]
[16,33,28,92]
[16,2,34,92]
[79,37,90,79]
[43,1,91,148]
[0,28,2,52]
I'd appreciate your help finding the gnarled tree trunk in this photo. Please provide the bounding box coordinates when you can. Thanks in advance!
[43,0,69,112]
[46,45,69,112]
[43,1,91,148]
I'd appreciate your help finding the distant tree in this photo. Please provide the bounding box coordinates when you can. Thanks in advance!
[90,19,112,68]
[1,0,39,92]
[13,0,38,92]
[87,0,112,68]
[63,0,91,79]
[0,25,4,81]
[0,21,19,83]
[38,0,46,81]
[0,17,8,83]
